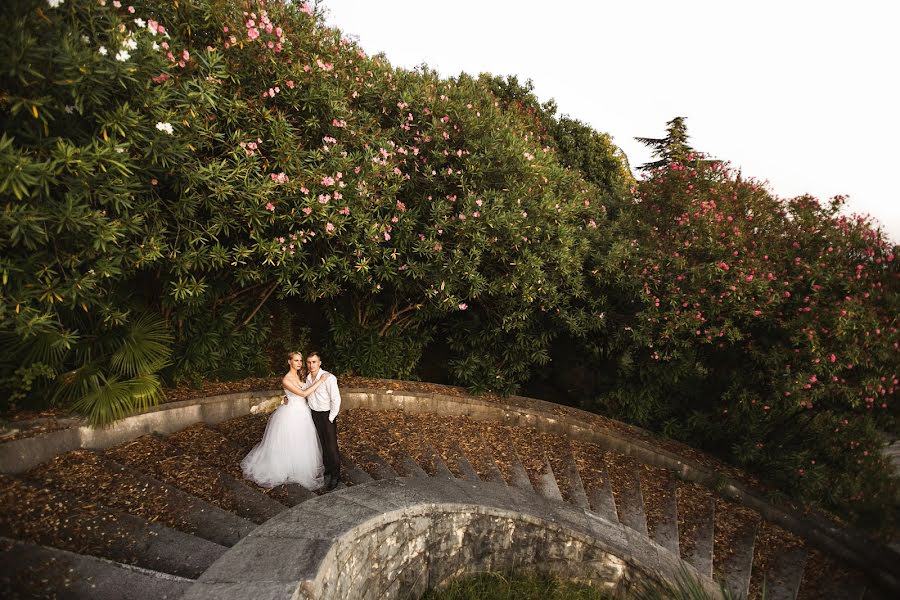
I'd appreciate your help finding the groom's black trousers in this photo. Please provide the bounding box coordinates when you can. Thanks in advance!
[311,410,341,480]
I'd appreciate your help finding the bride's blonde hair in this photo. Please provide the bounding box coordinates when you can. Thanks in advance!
[286,351,308,380]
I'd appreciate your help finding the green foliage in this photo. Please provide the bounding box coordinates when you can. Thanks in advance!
[592,148,900,526]
[635,116,694,170]
[1,0,897,531]
[325,296,431,380]
[421,567,738,600]
[0,0,627,411]
[421,571,613,600]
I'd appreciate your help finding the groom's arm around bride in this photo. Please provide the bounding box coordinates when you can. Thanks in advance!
[303,351,342,490]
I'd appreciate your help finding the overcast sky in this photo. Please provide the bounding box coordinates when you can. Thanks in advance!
[321,0,899,243]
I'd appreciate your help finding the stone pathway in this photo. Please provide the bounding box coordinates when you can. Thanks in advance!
[0,398,895,599]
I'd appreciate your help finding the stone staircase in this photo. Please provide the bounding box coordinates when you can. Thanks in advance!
[0,398,895,599]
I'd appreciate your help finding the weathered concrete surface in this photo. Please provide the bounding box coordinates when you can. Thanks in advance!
[185,477,719,600]
[0,391,278,474]
[0,536,193,600]
[2,385,898,593]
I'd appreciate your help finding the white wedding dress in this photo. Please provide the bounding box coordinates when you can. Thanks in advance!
[241,390,325,490]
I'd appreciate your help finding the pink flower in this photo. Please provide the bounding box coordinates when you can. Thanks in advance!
[302,207,313,216]
[127,5,135,13]
[383,232,391,241]
[325,222,335,232]
[248,28,260,40]
[182,49,190,61]
[286,80,295,89]
[458,303,468,310]
[300,2,313,15]
[150,178,158,185]
[339,207,350,215]
[265,202,275,212]
[321,175,335,186]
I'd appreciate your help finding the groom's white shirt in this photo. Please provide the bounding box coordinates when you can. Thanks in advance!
[303,369,341,422]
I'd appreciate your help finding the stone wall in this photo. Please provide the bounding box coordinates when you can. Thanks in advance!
[184,478,717,600]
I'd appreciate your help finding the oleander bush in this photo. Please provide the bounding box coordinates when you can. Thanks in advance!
[0,0,621,403]
[592,157,899,527]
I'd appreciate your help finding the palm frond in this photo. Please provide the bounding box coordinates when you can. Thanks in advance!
[70,372,164,426]
[109,313,173,377]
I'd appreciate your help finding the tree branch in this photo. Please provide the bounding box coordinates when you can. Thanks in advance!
[215,282,268,307]
[239,281,278,329]
[378,303,421,336]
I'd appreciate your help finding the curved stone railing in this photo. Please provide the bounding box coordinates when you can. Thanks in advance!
[181,477,721,600]
[2,385,897,594]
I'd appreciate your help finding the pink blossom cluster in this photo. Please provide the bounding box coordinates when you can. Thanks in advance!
[239,138,262,157]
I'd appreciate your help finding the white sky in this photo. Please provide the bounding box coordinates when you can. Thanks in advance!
[322,0,900,243]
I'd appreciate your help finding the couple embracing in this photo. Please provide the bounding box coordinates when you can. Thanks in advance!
[241,351,342,492]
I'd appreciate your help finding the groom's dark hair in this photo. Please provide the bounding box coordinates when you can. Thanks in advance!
[307,350,322,361]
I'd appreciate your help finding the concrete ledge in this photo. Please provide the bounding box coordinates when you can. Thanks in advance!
[182,477,720,600]
[0,390,279,474]
[340,389,900,595]
[1,385,897,594]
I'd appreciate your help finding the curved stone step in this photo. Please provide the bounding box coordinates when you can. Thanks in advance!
[218,475,289,523]
[23,450,254,547]
[105,434,287,524]
[647,475,679,556]
[342,460,374,485]
[588,462,618,523]
[614,469,648,536]
[481,451,508,485]
[273,483,318,506]
[717,515,759,599]
[536,456,564,502]
[365,452,399,480]
[680,493,715,579]
[397,453,428,478]
[454,450,481,482]
[0,536,193,599]
[0,475,226,578]
[826,573,868,600]
[560,446,590,509]
[427,446,455,479]
[506,444,534,492]
[765,546,806,600]
[182,476,723,600]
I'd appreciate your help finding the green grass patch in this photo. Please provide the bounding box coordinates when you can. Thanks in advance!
[420,571,613,600]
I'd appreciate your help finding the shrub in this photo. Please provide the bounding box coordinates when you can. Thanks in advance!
[593,156,899,525]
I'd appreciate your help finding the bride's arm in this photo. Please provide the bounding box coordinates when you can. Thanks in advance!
[282,373,329,397]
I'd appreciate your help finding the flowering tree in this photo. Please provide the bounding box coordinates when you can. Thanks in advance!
[0,0,627,408]
[595,150,899,524]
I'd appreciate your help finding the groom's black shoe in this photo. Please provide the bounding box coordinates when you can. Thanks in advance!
[325,475,339,491]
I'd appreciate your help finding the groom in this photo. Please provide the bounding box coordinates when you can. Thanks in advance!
[304,351,342,491]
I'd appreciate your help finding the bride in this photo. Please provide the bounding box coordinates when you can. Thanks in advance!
[241,351,328,490]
